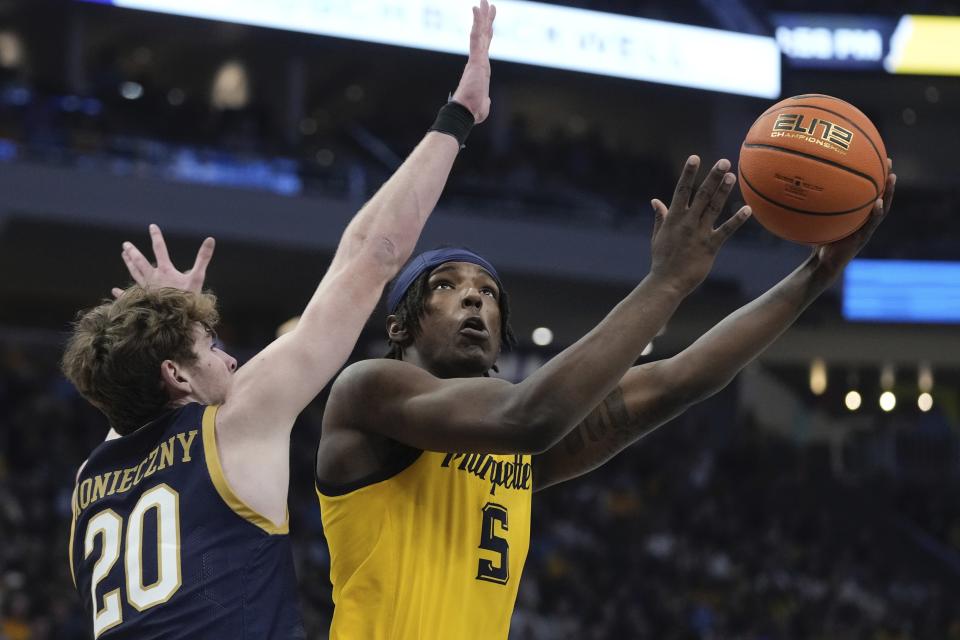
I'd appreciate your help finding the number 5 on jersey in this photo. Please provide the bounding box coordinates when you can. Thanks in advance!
[84,484,182,638]
[476,502,509,585]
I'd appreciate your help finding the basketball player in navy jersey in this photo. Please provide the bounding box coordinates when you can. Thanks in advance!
[63,3,498,637]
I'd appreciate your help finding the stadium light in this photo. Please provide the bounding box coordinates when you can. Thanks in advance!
[879,391,896,412]
[120,81,144,100]
[0,31,24,69]
[918,392,933,412]
[212,61,250,110]
[844,390,862,411]
[532,327,553,347]
[809,358,827,396]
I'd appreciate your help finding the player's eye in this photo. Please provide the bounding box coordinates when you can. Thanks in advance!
[481,287,498,299]
[433,280,454,290]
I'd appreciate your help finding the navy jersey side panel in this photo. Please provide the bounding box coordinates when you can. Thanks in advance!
[70,403,305,639]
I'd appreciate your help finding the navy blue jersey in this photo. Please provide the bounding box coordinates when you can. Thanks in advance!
[69,403,305,639]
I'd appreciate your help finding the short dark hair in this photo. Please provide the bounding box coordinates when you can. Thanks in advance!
[385,268,517,366]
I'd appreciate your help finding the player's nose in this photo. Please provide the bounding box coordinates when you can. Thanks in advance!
[461,288,483,309]
[225,353,238,372]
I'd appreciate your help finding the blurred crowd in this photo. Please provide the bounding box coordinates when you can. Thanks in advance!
[3,340,959,640]
[1,60,958,259]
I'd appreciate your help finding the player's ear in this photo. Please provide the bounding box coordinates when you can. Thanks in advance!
[386,314,410,345]
[159,360,191,398]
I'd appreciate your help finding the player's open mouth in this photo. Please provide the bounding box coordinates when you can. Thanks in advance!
[459,317,489,340]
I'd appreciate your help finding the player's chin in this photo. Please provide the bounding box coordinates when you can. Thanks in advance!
[451,343,495,373]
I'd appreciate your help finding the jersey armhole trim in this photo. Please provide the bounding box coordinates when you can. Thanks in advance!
[202,404,289,535]
[315,445,423,497]
[68,484,78,588]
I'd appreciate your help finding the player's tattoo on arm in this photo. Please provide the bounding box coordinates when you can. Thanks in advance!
[535,383,686,491]
[561,386,634,459]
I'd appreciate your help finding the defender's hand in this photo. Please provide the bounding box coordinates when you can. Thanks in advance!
[111,224,215,297]
[815,167,896,277]
[649,156,752,295]
[451,0,496,124]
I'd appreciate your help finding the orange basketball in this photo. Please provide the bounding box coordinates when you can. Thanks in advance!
[738,94,888,244]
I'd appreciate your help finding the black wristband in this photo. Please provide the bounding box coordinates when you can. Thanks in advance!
[428,100,475,149]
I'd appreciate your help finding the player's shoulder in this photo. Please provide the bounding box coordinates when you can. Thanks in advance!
[334,358,429,395]
[326,359,433,424]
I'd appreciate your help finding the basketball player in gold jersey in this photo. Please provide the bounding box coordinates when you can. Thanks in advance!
[315,147,896,638]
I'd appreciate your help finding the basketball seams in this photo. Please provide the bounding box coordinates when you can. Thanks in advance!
[742,143,879,194]
[757,94,841,119]
[750,104,886,180]
[738,164,877,217]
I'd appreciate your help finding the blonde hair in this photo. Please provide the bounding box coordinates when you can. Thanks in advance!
[62,287,220,434]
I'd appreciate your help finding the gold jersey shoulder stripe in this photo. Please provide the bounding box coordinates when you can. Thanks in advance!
[202,405,289,535]
[68,484,78,588]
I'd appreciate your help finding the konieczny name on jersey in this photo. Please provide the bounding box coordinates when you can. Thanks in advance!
[73,429,198,514]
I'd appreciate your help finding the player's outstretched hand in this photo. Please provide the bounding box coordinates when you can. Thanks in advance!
[815,162,896,275]
[451,0,496,124]
[649,155,752,296]
[111,224,215,298]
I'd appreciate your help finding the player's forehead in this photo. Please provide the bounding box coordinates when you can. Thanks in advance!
[428,261,496,284]
[190,322,216,343]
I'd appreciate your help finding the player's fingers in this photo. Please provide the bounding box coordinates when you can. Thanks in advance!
[149,223,172,266]
[713,206,752,247]
[468,7,482,56]
[702,172,736,228]
[669,155,700,213]
[882,173,896,217]
[189,237,216,290]
[865,198,885,230]
[848,199,885,247]
[121,250,143,285]
[122,242,149,283]
[488,2,496,25]
[689,159,730,218]
[111,287,124,299]
[651,198,668,216]
[651,199,667,238]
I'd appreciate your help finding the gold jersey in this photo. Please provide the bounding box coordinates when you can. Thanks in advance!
[317,450,533,639]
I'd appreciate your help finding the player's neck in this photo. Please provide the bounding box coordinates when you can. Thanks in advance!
[399,348,487,379]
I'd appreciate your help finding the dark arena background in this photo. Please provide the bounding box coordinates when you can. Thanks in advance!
[2,0,960,638]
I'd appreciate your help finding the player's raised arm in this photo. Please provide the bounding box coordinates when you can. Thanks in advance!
[326,157,751,454]
[184,2,497,525]
[221,1,496,428]
[532,171,896,491]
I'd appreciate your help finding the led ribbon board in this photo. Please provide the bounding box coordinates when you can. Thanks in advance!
[773,13,895,69]
[774,12,960,76]
[80,0,781,98]
[844,259,960,324]
[886,15,960,76]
